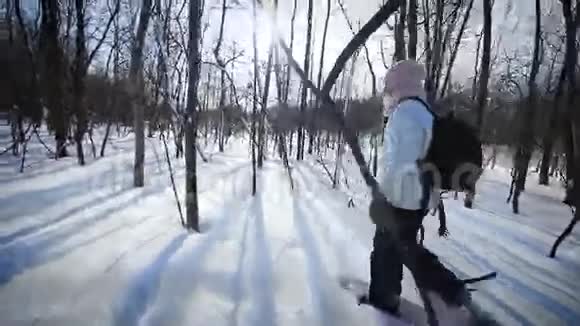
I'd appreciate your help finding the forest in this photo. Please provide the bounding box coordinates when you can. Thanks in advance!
[0,0,579,325]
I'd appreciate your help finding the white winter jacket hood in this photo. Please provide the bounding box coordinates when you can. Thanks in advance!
[378,60,438,210]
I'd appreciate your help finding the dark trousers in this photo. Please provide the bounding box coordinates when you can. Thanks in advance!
[369,208,467,308]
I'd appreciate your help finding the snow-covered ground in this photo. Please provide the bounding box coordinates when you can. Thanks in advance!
[0,126,579,326]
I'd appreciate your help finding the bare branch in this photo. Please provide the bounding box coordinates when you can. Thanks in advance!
[321,0,401,95]
[87,0,121,66]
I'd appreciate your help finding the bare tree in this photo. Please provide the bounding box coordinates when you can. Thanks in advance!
[40,0,68,158]
[337,0,377,96]
[258,47,274,167]
[12,0,40,156]
[130,0,153,187]
[440,0,475,99]
[550,0,579,258]
[309,0,332,156]
[214,0,228,152]
[407,0,417,59]
[185,0,203,231]
[100,2,121,157]
[72,0,120,165]
[509,0,542,214]
[475,0,492,130]
[72,0,88,165]
[337,0,380,176]
[285,0,298,103]
[394,0,406,61]
[296,0,314,161]
[539,67,566,185]
[251,0,259,194]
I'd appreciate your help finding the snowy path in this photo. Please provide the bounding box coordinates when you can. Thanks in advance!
[1,131,580,325]
[292,160,580,326]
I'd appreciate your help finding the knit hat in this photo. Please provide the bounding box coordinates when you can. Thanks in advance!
[384,59,427,107]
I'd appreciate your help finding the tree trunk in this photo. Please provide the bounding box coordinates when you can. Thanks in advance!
[407,0,417,60]
[130,0,153,187]
[185,0,202,231]
[285,0,298,103]
[549,213,579,258]
[251,0,259,195]
[297,0,314,161]
[310,0,331,155]
[511,0,542,214]
[321,0,400,96]
[422,0,433,100]
[73,0,87,165]
[475,0,492,131]
[40,0,68,158]
[337,0,376,96]
[433,3,460,97]
[425,0,443,103]
[102,18,120,158]
[258,47,274,167]
[440,0,475,99]
[333,132,343,189]
[539,69,566,185]
[214,0,227,152]
[394,0,406,62]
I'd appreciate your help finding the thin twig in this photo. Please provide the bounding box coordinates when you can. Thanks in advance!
[0,143,17,156]
[34,128,55,155]
[1,122,33,155]
[316,157,336,184]
[20,124,38,173]
[161,133,186,227]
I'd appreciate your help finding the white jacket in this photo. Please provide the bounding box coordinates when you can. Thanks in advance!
[378,99,438,210]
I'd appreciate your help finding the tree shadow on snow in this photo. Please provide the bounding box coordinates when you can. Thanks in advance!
[0,185,171,287]
[0,156,162,223]
[0,158,184,243]
[129,193,252,326]
[291,193,342,326]
[226,204,253,326]
[240,183,277,326]
[112,232,188,326]
[0,185,132,245]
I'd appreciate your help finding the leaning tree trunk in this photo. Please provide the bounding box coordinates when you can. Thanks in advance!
[185,0,203,231]
[130,0,153,187]
[337,0,377,96]
[550,0,579,258]
[475,0,492,131]
[511,0,542,214]
[101,15,120,157]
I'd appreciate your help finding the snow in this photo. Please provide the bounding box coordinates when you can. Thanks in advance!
[1,127,579,326]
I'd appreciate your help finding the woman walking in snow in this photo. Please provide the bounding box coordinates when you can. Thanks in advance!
[362,59,470,316]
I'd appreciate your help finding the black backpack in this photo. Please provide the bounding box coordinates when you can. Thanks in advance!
[400,97,483,192]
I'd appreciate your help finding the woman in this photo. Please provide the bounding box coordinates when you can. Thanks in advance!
[364,59,469,316]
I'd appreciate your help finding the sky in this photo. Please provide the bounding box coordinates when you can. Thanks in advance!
[16,0,566,101]
[203,0,560,100]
